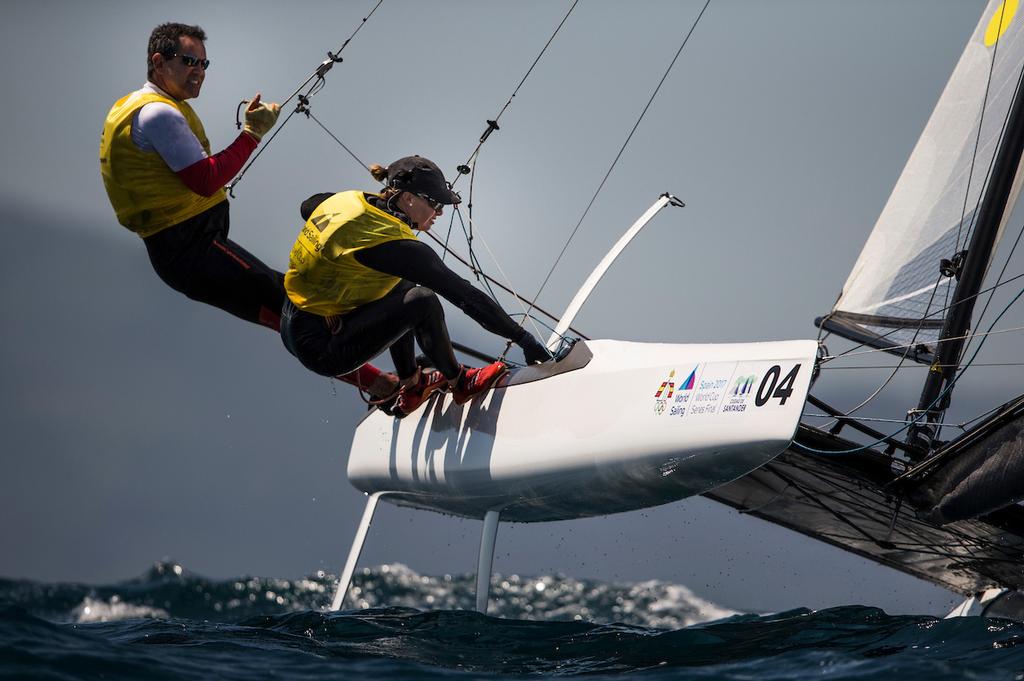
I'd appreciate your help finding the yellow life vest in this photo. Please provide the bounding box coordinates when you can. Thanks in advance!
[285,191,418,316]
[99,90,226,237]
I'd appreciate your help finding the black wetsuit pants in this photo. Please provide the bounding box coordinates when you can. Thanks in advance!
[144,201,285,330]
[280,281,461,381]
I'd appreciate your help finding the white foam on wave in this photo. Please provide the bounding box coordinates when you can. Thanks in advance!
[72,595,170,623]
[59,561,736,627]
[345,563,738,628]
[631,580,737,628]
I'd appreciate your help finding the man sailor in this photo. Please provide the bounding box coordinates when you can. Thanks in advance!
[99,22,397,399]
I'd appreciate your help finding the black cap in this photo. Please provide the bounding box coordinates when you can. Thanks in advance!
[385,155,461,205]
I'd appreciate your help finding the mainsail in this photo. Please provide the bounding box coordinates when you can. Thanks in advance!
[821,0,1024,359]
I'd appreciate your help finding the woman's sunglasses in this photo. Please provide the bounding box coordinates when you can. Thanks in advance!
[415,192,444,213]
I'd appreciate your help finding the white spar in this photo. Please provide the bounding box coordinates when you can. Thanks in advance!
[546,193,684,349]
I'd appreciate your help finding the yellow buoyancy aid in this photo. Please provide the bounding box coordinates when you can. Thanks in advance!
[285,191,418,316]
[99,90,226,237]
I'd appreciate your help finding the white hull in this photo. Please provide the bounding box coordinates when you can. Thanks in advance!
[347,338,817,522]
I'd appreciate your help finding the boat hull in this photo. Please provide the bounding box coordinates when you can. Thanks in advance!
[347,339,818,521]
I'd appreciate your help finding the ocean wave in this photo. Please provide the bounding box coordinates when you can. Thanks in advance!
[2,598,1024,680]
[6,563,1024,679]
[0,560,734,628]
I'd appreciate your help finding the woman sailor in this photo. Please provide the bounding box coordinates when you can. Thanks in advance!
[281,155,551,417]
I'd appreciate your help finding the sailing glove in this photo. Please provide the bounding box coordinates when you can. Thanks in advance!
[517,332,553,365]
[243,94,281,141]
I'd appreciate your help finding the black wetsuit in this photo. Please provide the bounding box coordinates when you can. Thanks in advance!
[280,193,530,380]
[144,201,286,330]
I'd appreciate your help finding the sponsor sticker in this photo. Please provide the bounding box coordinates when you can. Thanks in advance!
[653,367,695,416]
[652,361,803,418]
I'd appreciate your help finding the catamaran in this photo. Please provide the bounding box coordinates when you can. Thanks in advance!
[272,0,1024,617]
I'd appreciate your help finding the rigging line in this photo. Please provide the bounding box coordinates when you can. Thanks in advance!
[228,83,324,195]
[305,109,369,170]
[759,466,886,546]
[798,283,1024,456]
[451,200,491,289]
[821,361,1024,369]
[795,498,914,545]
[956,400,1014,430]
[509,311,563,339]
[937,61,1024,431]
[419,228,590,339]
[941,5,1015,328]
[780,463,909,524]
[955,77,1016,259]
[281,0,384,109]
[894,393,1024,483]
[847,520,1019,556]
[445,200,515,304]
[758,463,902,530]
[962,215,1024,361]
[820,272,944,430]
[952,0,1007,260]
[814,293,843,345]
[778,458,1014,554]
[462,161,504,314]
[451,0,579,190]
[919,273,966,442]
[759,484,911,542]
[226,105,303,195]
[457,150,551,345]
[812,532,1010,562]
[805,413,968,428]
[732,485,791,515]
[226,0,384,194]
[938,524,1024,557]
[452,203,507,309]
[821,321,1024,362]
[455,202,548,343]
[768,475,973,553]
[440,204,457,263]
[459,176,508,346]
[526,0,713,318]
[442,1,578,346]
[825,266,1024,364]
[949,63,1024,377]
[463,164,484,282]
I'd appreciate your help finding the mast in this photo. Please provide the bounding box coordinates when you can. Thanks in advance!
[909,64,1024,452]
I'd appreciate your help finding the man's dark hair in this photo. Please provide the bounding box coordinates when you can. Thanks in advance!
[147,23,207,79]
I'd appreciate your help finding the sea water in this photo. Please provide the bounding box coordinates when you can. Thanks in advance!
[2,561,1023,680]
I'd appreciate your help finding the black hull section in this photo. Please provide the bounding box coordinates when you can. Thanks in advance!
[905,397,1024,524]
[702,422,1024,596]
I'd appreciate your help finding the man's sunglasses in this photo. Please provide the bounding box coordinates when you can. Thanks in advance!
[414,192,444,212]
[168,53,211,70]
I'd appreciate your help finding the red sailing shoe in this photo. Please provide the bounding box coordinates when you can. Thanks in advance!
[394,369,448,418]
[451,361,509,405]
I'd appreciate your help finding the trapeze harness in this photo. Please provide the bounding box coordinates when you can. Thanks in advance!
[99,82,284,330]
[281,190,534,380]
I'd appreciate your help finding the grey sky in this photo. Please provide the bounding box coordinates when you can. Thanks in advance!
[3,0,1021,616]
